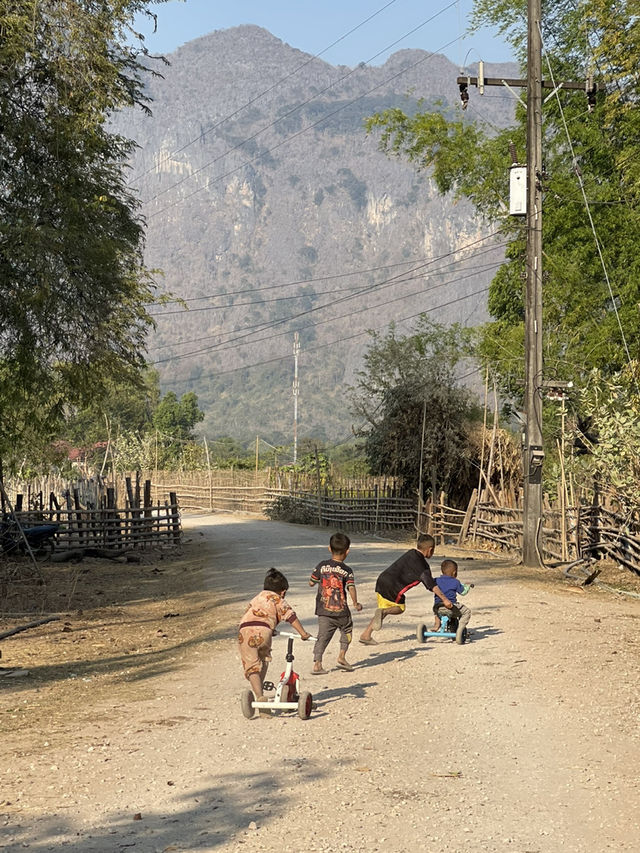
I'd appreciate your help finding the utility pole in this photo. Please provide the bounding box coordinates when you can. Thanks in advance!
[292,332,300,464]
[521,0,544,566]
[457,0,593,566]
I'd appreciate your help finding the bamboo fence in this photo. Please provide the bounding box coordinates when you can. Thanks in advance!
[265,487,415,531]
[4,468,640,576]
[2,478,181,551]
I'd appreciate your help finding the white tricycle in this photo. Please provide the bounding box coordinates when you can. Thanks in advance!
[240,632,316,720]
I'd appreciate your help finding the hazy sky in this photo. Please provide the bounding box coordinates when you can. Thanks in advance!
[136,0,515,67]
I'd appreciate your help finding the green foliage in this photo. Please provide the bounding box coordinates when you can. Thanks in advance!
[264,496,316,525]
[351,319,479,503]
[153,392,204,442]
[64,370,161,447]
[329,442,370,479]
[111,429,156,473]
[568,365,640,509]
[152,391,204,466]
[208,436,253,469]
[280,448,331,485]
[365,1,640,416]
[0,1,168,463]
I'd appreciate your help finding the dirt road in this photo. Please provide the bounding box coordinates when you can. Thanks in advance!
[3,514,640,852]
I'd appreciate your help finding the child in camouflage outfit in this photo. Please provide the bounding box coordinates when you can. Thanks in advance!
[238,568,311,702]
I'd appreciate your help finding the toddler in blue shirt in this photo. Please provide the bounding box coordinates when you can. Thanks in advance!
[433,559,472,634]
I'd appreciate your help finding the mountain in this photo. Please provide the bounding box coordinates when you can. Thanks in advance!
[116,25,517,445]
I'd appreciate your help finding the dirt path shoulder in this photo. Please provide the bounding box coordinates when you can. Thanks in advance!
[2,514,639,853]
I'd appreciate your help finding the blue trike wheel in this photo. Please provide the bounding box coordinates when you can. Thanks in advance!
[416,622,428,643]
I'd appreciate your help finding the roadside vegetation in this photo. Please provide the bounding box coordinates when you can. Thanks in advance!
[2,1,640,518]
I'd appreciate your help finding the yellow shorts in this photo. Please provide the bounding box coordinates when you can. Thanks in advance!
[376,593,405,612]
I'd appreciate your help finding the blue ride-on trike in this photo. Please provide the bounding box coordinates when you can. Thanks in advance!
[416,584,474,645]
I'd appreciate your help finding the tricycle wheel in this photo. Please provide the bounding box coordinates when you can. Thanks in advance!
[455,627,467,645]
[297,690,313,720]
[416,622,428,643]
[240,689,256,719]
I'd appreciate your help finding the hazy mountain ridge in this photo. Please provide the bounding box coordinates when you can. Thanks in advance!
[117,26,517,444]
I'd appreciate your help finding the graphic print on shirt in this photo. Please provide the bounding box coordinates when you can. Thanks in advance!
[321,573,346,612]
[310,560,354,616]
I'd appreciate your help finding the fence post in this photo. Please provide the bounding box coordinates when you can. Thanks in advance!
[458,489,477,545]
[169,491,181,544]
[106,486,119,549]
[203,436,213,511]
[374,484,380,534]
[314,446,323,526]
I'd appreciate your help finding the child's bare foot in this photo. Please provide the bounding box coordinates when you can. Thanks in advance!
[336,660,354,672]
[312,662,328,674]
[254,696,271,717]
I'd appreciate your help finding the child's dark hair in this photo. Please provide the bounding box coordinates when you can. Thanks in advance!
[329,531,350,555]
[441,559,458,575]
[264,567,289,593]
[417,533,435,550]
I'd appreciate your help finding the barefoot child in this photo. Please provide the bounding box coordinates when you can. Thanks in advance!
[238,568,311,702]
[359,533,452,645]
[309,532,362,673]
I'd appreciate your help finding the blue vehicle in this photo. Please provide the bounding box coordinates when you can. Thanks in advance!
[416,612,468,645]
[416,582,474,645]
[0,517,59,561]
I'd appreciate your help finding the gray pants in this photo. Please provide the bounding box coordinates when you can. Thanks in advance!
[435,603,471,631]
[314,612,353,660]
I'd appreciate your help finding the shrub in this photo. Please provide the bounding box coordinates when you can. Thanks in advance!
[264,496,315,525]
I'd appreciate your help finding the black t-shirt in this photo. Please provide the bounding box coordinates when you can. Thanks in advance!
[309,558,355,616]
[375,549,436,604]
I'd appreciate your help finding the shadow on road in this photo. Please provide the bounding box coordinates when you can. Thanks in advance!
[314,680,378,707]
[353,646,420,669]
[10,762,340,852]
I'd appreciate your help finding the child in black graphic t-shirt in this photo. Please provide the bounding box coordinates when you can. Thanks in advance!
[309,532,362,674]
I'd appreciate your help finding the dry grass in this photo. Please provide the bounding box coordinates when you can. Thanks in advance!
[0,542,228,752]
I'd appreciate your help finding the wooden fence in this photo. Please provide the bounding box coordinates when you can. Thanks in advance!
[5,468,640,576]
[265,488,415,531]
[459,492,640,575]
[2,478,181,551]
[10,504,181,551]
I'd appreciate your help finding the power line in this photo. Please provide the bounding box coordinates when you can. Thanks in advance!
[166,259,501,362]
[144,30,464,220]
[158,271,496,383]
[149,240,503,321]
[128,0,402,187]
[140,3,459,209]
[148,231,505,361]
[541,27,637,391]
[151,251,473,308]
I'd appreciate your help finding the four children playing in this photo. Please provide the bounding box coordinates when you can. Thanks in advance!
[238,532,472,699]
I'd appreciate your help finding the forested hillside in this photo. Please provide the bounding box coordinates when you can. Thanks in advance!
[117,25,515,444]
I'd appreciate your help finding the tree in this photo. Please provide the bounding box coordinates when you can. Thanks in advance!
[350,318,479,503]
[153,392,204,441]
[567,364,640,511]
[151,391,205,468]
[0,1,168,467]
[365,1,640,412]
[63,370,161,447]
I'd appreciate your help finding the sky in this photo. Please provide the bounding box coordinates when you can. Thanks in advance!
[135,0,515,68]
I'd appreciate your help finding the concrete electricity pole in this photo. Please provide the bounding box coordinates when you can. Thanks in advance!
[522,0,544,566]
[457,0,593,566]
